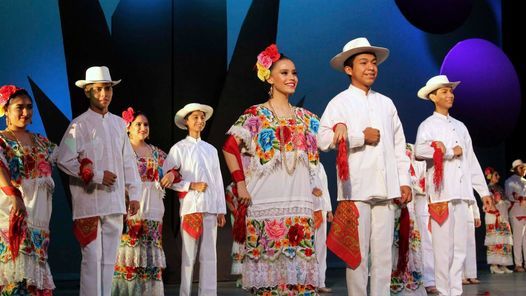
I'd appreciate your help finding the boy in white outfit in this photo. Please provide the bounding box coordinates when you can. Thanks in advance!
[163,103,227,296]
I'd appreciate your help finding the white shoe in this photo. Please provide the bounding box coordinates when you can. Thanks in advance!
[490,265,504,274]
[500,266,513,273]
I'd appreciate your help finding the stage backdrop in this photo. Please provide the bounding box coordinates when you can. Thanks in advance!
[1,0,523,283]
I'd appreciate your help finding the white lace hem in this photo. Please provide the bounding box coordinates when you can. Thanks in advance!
[115,244,166,268]
[0,253,55,290]
[112,278,164,296]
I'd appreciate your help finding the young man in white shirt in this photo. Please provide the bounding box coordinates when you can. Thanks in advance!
[318,37,412,296]
[504,159,526,272]
[57,66,142,296]
[414,75,493,296]
[163,103,226,296]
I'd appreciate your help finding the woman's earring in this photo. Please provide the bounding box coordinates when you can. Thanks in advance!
[268,85,273,98]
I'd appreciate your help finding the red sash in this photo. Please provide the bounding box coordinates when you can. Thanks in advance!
[182,213,203,240]
[326,201,361,269]
[73,216,99,247]
[428,202,449,226]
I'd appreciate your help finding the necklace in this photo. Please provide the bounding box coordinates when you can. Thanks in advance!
[6,129,34,151]
[266,100,298,175]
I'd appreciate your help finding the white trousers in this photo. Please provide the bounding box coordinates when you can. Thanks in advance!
[80,214,123,296]
[511,216,526,266]
[345,200,394,296]
[414,195,435,287]
[431,200,468,296]
[180,213,218,296]
[463,217,477,278]
[315,211,328,288]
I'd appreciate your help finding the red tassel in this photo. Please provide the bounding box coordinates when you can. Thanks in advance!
[79,158,94,184]
[396,207,410,272]
[9,205,27,261]
[337,139,350,181]
[233,203,247,243]
[430,142,444,192]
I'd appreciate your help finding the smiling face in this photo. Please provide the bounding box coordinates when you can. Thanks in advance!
[429,86,455,113]
[5,95,33,129]
[85,82,113,114]
[344,53,378,92]
[267,58,298,96]
[184,110,206,137]
[128,114,149,141]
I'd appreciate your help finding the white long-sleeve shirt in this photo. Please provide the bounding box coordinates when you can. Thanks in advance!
[317,84,410,201]
[414,112,490,203]
[504,174,526,217]
[57,109,142,219]
[163,136,226,216]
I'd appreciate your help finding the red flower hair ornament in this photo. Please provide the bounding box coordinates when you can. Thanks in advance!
[0,85,23,117]
[122,107,135,127]
[255,44,281,81]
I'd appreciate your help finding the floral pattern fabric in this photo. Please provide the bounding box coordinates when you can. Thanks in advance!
[485,184,513,266]
[112,145,167,296]
[228,104,319,173]
[391,206,426,295]
[0,132,56,293]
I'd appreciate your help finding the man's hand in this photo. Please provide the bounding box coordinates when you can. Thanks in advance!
[452,145,463,157]
[327,211,334,223]
[332,123,348,146]
[190,182,208,192]
[160,171,176,188]
[128,200,140,216]
[363,127,380,145]
[433,141,446,153]
[312,187,323,197]
[217,214,226,227]
[102,170,117,186]
[474,218,481,228]
[397,185,412,204]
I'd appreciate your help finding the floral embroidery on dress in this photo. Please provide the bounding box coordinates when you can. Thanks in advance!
[245,216,315,262]
[113,266,162,282]
[228,104,319,174]
[0,228,50,264]
[0,134,55,186]
[136,146,166,182]
[119,220,163,249]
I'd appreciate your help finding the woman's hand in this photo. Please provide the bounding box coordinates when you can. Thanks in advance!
[237,181,252,206]
[10,195,26,217]
[312,187,323,197]
[160,171,175,188]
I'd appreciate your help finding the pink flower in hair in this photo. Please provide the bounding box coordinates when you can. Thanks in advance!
[122,107,135,126]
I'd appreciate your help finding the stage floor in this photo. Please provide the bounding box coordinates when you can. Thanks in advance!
[54,268,526,295]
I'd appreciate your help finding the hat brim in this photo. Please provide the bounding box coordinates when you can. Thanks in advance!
[75,79,122,88]
[510,164,525,172]
[417,81,460,100]
[174,105,214,130]
[330,46,389,72]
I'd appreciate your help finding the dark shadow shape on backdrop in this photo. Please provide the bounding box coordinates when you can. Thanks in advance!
[58,0,113,118]
[424,0,499,69]
[396,0,472,34]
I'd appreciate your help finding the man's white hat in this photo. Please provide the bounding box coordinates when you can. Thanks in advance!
[174,103,213,130]
[510,159,525,172]
[75,66,122,88]
[417,75,460,100]
[330,37,389,72]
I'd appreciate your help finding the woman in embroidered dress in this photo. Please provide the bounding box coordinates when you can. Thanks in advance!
[483,167,514,274]
[112,108,179,295]
[0,85,56,295]
[390,144,426,296]
[223,44,321,295]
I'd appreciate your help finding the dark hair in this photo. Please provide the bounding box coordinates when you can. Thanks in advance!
[131,110,148,122]
[269,53,291,71]
[343,51,377,69]
[183,109,206,121]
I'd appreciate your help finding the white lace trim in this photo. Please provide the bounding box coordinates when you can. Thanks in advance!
[248,207,313,219]
[242,254,318,289]
[486,254,513,266]
[115,244,166,268]
[112,278,164,296]
[0,252,55,290]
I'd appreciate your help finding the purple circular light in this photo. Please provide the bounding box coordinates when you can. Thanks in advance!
[440,38,521,146]
[395,0,472,34]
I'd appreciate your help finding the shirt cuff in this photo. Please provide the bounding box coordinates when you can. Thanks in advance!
[92,170,104,185]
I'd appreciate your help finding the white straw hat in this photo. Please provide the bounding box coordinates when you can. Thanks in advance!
[75,66,121,88]
[330,37,389,72]
[417,75,460,100]
[174,103,214,130]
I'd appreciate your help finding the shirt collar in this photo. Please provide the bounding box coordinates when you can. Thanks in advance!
[348,84,373,97]
[87,108,110,119]
[432,111,450,120]
[185,136,201,143]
